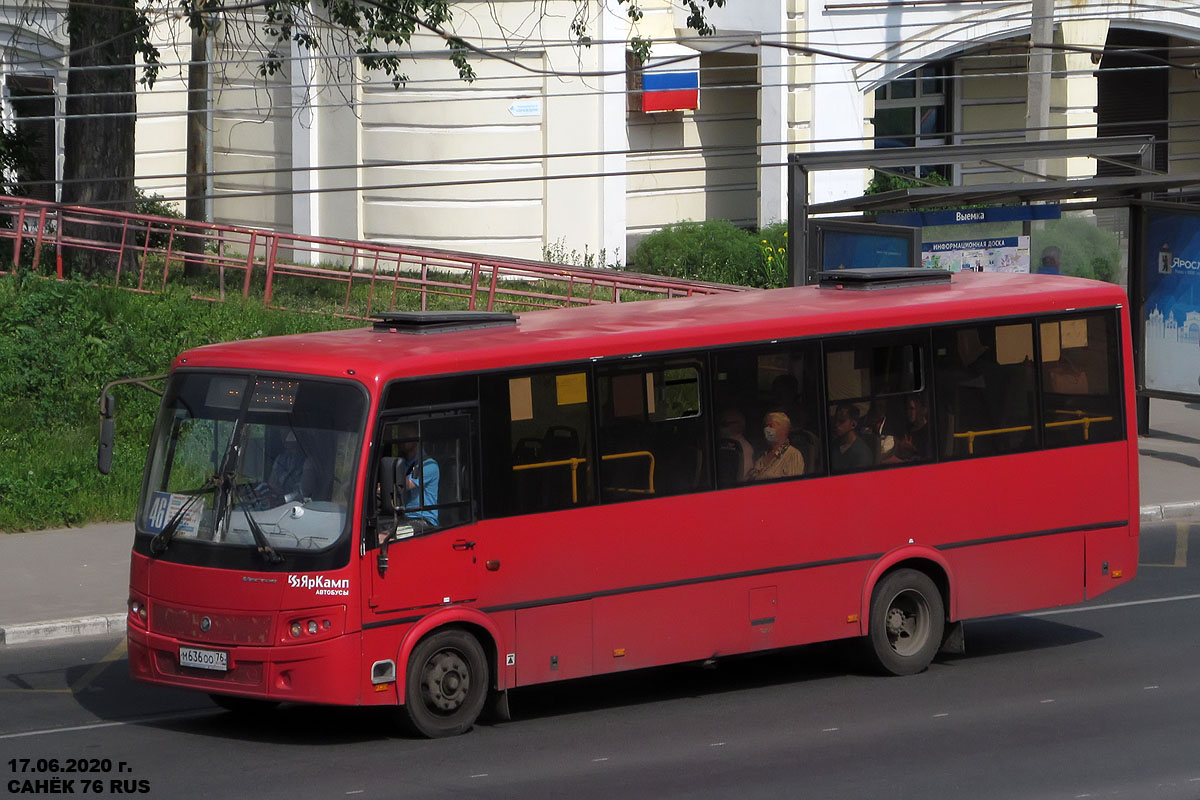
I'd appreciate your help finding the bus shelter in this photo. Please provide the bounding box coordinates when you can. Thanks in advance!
[786,136,1200,428]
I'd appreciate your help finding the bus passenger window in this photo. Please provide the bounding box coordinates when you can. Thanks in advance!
[933,321,1037,459]
[713,341,822,485]
[479,370,596,517]
[1039,312,1123,448]
[597,359,710,501]
[825,335,932,472]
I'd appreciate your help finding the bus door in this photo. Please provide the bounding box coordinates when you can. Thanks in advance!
[365,411,480,614]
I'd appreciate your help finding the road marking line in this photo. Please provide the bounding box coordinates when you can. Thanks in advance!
[709,743,725,747]
[470,774,488,779]
[933,713,949,718]
[592,757,609,761]
[1023,592,1200,617]
[821,727,839,732]
[1144,685,1159,690]
[1142,523,1190,568]
[0,709,216,740]
[70,639,127,695]
[1041,699,1055,704]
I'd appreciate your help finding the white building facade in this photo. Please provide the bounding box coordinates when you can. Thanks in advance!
[2,1,1197,263]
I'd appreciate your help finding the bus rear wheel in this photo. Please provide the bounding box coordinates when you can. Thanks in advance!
[404,629,489,738]
[867,568,945,676]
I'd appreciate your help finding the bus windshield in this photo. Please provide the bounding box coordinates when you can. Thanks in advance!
[138,372,366,553]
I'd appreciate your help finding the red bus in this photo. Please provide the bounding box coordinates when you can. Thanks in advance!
[117,269,1139,737]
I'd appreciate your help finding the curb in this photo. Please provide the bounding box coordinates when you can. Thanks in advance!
[1139,501,1200,522]
[0,613,126,646]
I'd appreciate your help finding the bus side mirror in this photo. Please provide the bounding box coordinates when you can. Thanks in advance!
[98,392,115,475]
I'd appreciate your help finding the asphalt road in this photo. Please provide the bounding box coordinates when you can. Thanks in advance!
[3,519,1199,800]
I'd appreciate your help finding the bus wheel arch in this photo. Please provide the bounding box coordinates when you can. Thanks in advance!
[861,556,952,676]
[400,625,490,737]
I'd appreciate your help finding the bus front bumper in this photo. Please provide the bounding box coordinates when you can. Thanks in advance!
[127,626,362,705]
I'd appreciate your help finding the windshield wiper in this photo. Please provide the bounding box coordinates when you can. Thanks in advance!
[233,483,284,565]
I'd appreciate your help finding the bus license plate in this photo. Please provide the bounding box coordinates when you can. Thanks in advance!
[179,646,228,671]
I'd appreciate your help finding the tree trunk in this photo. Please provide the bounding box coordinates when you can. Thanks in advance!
[62,0,137,276]
[183,24,208,279]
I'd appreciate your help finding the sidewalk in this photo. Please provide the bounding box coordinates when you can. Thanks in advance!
[2,399,1197,645]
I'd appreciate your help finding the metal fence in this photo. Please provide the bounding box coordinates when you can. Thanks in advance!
[0,195,746,318]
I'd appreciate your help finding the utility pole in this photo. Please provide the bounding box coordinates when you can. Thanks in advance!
[1025,0,1054,179]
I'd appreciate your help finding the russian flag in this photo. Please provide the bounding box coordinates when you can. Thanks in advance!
[641,70,700,113]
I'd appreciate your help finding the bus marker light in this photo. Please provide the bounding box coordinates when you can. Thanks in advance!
[486,560,501,571]
[847,614,859,624]
[1112,569,1123,578]
[375,683,389,692]
[307,620,319,635]
[290,622,303,638]
[613,648,626,658]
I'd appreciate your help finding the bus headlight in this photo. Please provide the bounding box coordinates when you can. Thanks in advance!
[281,605,345,644]
[128,594,148,628]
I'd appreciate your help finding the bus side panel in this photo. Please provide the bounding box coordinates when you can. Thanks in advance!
[1084,525,1139,599]
[589,563,866,674]
[949,532,1085,620]
[515,601,594,685]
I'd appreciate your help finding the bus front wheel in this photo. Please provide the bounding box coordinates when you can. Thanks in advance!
[867,568,945,676]
[404,628,489,738]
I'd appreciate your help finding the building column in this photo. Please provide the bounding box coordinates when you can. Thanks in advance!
[291,37,319,258]
[599,7,629,266]
[758,3,788,226]
[1056,18,1109,179]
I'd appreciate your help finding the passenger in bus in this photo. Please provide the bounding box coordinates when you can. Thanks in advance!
[745,411,806,481]
[768,373,820,466]
[890,395,933,462]
[830,403,873,472]
[717,408,755,481]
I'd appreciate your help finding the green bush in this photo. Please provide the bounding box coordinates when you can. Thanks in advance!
[0,274,359,531]
[632,219,788,288]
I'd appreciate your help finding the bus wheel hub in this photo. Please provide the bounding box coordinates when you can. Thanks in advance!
[424,651,470,711]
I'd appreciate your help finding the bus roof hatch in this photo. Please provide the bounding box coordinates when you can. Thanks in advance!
[818,268,951,290]
[371,311,520,334]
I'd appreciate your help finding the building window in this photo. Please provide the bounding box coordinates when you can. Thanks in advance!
[873,64,949,180]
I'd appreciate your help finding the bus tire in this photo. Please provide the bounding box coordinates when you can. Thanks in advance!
[867,568,945,676]
[209,694,280,714]
[403,628,489,738]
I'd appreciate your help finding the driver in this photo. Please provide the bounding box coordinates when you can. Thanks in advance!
[264,431,310,503]
[398,435,439,532]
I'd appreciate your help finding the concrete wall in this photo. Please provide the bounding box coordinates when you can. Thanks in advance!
[209,31,293,233]
[626,52,758,255]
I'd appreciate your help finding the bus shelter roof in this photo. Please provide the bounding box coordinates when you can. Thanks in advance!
[808,173,1200,216]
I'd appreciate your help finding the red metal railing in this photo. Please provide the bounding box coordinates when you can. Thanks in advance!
[0,195,747,317]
